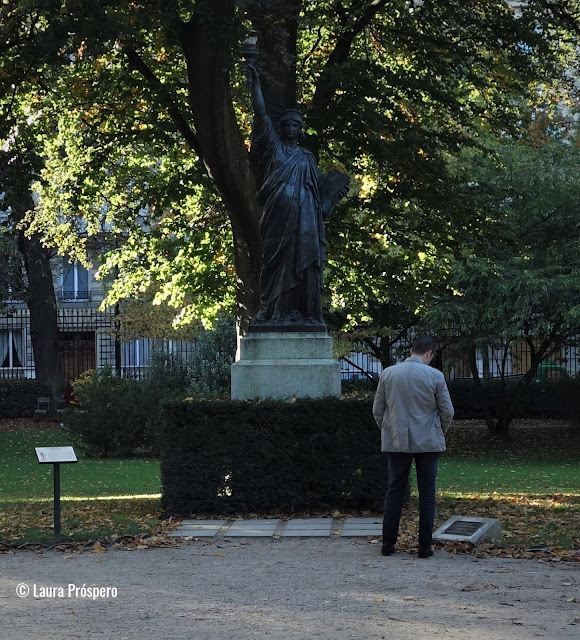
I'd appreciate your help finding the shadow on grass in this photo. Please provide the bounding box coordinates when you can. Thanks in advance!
[0,497,161,545]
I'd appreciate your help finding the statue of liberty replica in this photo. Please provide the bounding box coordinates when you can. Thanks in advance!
[231,41,348,400]
[246,57,349,330]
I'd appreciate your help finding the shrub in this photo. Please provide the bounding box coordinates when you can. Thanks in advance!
[569,375,580,428]
[0,379,50,418]
[447,378,574,419]
[62,323,236,457]
[64,353,194,457]
[63,367,152,457]
[185,318,236,395]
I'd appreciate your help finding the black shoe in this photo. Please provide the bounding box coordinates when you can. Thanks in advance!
[381,544,396,556]
[418,547,433,558]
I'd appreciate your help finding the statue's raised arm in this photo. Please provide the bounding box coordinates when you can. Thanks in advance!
[247,61,267,119]
[246,60,349,329]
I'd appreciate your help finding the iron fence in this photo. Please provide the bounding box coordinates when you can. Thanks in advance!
[1,305,579,382]
[338,331,580,380]
[0,306,230,382]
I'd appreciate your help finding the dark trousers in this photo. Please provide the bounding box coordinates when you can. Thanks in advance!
[382,452,440,550]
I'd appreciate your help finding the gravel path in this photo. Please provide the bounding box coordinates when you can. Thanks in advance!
[1,537,578,639]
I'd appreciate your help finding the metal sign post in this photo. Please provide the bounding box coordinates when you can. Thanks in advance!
[35,447,78,539]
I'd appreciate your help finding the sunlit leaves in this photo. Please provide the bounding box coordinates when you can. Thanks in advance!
[2,0,579,332]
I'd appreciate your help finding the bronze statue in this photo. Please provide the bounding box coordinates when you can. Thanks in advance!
[247,61,349,329]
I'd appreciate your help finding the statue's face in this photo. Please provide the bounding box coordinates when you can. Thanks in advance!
[280,117,302,142]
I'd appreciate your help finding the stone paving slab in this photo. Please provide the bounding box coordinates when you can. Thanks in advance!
[281,519,333,537]
[343,517,382,525]
[340,529,381,537]
[225,519,281,537]
[170,518,384,538]
[341,517,382,537]
[283,518,333,525]
[281,530,332,537]
[168,519,226,537]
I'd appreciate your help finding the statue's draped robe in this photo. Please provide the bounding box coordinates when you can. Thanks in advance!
[252,114,325,324]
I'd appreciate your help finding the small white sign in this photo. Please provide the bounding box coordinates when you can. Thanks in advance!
[35,447,77,464]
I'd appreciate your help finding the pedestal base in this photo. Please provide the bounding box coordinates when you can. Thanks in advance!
[231,332,341,401]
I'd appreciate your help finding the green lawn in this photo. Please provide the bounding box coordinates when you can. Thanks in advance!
[0,429,160,500]
[438,457,578,495]
[0,428,160,544]
[0,422,578,551]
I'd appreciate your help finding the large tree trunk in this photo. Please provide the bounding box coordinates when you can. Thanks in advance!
[469,330,566,439]
[494,333,563,439]
[179,2,262,332]
[15,196,63,408]
[1,155,62,409]
[245,0,301,112]
[468,343,498,436]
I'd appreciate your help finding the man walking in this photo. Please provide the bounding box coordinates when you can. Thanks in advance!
[373,336,454,558]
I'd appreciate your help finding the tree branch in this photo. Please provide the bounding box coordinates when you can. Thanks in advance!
[122,47,203,160]
[341,355,378,384]
[311,0,389,116]
[536,0,580,35]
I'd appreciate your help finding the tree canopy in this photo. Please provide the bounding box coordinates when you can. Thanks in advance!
[1,0,578,333]
[423,115,580,435]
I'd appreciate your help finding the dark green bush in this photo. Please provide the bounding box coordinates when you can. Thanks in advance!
[0,379,50,418]
[447,378,574,419]
[160,398,385,516]
[185,318,236,394]
[568,376,580,428]
[64,367,150,457]
[64,364,187,457]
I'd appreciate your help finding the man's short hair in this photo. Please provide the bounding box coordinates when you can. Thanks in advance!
[411,335,435,355]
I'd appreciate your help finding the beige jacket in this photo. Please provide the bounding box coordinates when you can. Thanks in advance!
[372,356,454,453]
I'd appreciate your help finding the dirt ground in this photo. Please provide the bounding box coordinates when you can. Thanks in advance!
[1,537,579,640]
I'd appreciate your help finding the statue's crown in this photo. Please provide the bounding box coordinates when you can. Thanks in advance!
[279,109,303,125]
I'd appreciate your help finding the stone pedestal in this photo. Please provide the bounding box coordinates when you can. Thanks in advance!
[231,331,341,401]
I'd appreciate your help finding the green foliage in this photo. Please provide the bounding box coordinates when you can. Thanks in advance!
[184,317,237,395]
[570,375,580,429]
[160,398,384,516]
[63,319,235,455]
[422,129,580,434]
[65,364,187,458]
[0,379,50,418]
[0,236,25,309]
[65,367,153,458]
[3,0,578,331]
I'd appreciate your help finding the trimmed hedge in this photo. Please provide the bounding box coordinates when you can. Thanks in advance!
[341,378,578,419]
[0,379,51,418]
[447,378,578,419]
[160,398,386,517]
[160,378,580,516]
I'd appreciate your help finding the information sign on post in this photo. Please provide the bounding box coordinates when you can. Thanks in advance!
[35,447,78,539]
